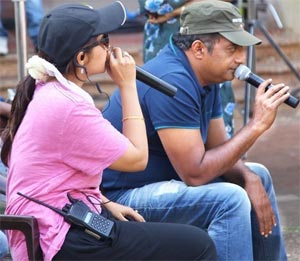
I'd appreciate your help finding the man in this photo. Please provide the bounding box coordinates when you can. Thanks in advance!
[102,1,288,260]
[139,0,236,139]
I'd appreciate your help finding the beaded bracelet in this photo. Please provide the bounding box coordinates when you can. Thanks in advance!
[122,116,144,122]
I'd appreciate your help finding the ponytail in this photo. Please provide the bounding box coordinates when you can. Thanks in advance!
[1,75,36,166]
[1,50,82,166]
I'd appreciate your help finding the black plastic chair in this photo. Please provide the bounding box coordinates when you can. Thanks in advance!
[0,215,43,260]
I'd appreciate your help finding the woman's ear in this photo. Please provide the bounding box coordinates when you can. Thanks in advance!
[76,51,86,65]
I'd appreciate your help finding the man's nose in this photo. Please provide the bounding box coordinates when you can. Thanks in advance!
[235,47,247,64]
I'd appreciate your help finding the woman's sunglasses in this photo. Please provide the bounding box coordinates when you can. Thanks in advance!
[82,34,110,51]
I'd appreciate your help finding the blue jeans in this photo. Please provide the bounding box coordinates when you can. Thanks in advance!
[111,162,287,260]
[0,0,43,47]
[0,231,9,258]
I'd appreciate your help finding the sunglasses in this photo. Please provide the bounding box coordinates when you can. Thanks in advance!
[82,34,110,51]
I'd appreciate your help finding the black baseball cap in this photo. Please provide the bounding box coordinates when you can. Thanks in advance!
[38,1,126,68]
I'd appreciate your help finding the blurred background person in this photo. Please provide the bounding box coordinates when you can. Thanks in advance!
[0,0,44,55]
[138,0,193,63]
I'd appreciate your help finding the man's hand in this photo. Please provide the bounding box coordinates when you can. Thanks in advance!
[147,13,173,24]
[244,173,277,237]
[251,80,290,133]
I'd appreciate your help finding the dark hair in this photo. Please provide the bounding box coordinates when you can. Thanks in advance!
[0,36,98,166]
[172,32,221,54]
[1,75,35,166]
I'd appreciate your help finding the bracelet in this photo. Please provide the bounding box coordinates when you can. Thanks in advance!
[122,116,144,122]
[101,200,112,205]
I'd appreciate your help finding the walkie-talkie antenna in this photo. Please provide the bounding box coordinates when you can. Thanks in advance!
[17,192,68,217]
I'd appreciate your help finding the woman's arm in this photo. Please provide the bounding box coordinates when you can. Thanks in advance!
[107,48,148,172]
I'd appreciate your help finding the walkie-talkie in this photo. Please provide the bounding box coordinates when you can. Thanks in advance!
[17,192,114,239]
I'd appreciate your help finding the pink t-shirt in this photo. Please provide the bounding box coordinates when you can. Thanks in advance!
[5,81,129,261]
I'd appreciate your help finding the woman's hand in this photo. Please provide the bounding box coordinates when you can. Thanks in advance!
[103,201,145,222]
[106,47,136,90]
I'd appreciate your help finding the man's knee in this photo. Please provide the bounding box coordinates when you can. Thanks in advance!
[246,162,273,187]
[223,183,251,213]
[200,183,251,215]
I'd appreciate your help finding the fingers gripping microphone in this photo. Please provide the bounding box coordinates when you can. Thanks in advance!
[136,66,177,97]
[234,65,299,108]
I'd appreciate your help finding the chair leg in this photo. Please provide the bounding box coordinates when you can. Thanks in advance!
[0,215,43,260]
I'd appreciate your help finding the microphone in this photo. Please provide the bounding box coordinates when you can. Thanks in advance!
[234,65,299,108]
[136,66,177,97]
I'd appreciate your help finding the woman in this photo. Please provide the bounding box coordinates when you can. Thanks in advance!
[1,2,216,261]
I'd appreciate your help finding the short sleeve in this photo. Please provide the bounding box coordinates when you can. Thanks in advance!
[61,102,129,175]
[144,72,202,130]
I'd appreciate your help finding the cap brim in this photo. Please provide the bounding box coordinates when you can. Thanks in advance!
[95,1,127,35]
[220,30,262,46]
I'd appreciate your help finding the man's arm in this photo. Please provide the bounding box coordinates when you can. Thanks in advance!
[158,80,288,238]
[158,116,262,185]
[157,80,289,186]
[146,1,194,24]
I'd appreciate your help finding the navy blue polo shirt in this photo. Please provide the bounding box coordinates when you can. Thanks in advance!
[102,44,222,199]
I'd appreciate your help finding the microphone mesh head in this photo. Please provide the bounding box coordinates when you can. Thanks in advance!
[234,64,251,80]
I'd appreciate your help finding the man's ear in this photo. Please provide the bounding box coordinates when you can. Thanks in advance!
[191,40,205,58]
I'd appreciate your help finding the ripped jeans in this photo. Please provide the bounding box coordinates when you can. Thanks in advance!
[108,162,287,261]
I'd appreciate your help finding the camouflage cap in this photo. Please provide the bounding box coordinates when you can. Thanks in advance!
[179,0,261,46]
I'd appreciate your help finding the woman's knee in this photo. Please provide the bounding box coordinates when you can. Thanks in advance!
[195,229,217,260]
[180,225,217,260]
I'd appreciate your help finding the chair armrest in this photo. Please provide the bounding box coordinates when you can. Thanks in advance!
[0,215,43,260]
